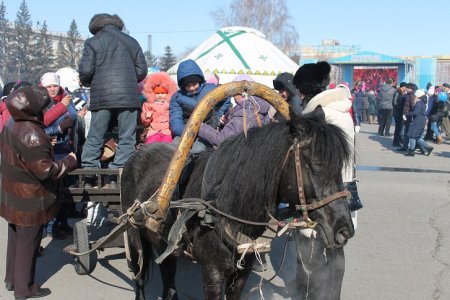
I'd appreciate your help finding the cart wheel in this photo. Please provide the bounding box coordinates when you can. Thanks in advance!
[73,221,97,275]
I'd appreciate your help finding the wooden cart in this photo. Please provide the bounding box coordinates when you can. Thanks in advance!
[64,168,124,275]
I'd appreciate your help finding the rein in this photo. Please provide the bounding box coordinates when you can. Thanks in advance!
[292,140,351,223]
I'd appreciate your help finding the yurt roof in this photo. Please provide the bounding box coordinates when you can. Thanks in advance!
[167,26,299,87]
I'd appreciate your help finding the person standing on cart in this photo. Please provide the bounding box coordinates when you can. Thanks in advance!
[78,13,147,187]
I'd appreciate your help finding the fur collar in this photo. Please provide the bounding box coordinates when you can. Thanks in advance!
[303,85,351,114]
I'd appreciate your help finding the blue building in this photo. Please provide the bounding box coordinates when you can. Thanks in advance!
[299,43,450,90]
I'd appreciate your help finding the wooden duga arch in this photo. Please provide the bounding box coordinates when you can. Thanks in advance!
[143,80,291,232]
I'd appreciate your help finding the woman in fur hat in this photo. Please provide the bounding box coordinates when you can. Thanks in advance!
[292,61,360,300]
[141,72,177,144]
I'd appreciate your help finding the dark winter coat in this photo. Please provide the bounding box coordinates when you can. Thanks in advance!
[403,92,415,124]
[78,17,147,111]
[368,93,377,115]
[406,97,427,139]
[273,72,303,116]
[376,83,395,110]
[169,59,229,137]
[198,96,270,146]
[0,87,77,226]
[393,89,406,117]
[353,90,364,111]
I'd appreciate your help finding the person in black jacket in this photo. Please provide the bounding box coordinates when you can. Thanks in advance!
[392,82,407,146]
[272,72,303,118]
[78,14,147,187]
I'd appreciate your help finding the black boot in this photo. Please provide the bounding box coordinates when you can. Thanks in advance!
[426,147,434,156]
[404,149,415,156]
[344,181,363,211]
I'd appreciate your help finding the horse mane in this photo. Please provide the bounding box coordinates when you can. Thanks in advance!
[296,109,353,181]
[203,107,352,237]
[203,122,292,237]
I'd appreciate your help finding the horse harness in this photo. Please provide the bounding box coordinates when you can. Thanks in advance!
[291,141,351,224]
[223,139,351,254]
[66,140,351,262]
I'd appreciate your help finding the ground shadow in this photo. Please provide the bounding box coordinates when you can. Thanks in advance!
[36,218,133,290]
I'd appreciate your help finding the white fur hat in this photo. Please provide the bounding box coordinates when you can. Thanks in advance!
[40,72,60,87]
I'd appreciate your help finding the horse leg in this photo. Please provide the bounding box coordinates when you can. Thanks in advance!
[159,256,178,300]
[294,231,344,300]
[224,260,254,300]
[325,247,345,300]
[202,264,225,300]
[127,228,151,300]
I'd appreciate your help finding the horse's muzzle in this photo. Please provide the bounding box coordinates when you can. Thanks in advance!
[334,227,351,248]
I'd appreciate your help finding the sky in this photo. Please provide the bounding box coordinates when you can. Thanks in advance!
[2,0,449,58]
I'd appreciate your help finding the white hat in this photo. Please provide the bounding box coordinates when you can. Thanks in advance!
[414,89,425,98]
[40,72,60,87]
[56,67,80,92]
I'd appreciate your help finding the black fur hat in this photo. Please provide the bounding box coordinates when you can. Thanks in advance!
[88,13,124,35]
[293,61,331,96]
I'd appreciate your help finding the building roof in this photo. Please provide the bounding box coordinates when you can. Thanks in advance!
[329,50,405,65]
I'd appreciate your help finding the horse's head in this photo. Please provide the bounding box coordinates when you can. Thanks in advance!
[279,106,354,249]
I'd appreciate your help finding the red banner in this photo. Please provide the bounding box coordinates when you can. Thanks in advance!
[353,68,398,92]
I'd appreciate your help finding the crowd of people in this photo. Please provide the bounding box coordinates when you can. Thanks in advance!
[0,11,382,300]
[350,80,450,156]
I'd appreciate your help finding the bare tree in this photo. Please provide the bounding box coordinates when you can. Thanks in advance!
[210,0,299,54]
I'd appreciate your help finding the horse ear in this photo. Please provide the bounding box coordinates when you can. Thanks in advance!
[290,105,326,136]
[310,105,326,123]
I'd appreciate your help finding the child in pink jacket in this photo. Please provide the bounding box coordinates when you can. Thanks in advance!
[141,72,177,144]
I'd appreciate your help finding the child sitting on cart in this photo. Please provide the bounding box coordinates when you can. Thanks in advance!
[141,72,177,144]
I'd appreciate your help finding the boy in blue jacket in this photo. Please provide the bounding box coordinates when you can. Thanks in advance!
[169,59,229,153]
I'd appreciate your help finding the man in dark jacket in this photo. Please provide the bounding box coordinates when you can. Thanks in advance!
[376,78,396,136]
[0,86,77,299]
[78,13,147,186]
[392,82,407,146]
[398,83,418,151]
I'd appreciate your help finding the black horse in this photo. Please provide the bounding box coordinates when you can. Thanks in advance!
[121,107,354,300]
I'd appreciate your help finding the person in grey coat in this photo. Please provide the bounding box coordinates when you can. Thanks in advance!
[78,13,147,187]
[376,78,396,136]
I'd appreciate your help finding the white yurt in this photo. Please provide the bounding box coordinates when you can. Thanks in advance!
[168,26,299,87]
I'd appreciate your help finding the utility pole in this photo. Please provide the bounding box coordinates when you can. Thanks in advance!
[147,35,152,53]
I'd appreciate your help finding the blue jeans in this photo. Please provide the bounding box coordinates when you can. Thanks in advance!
[408,137,428,153]
[81,109,137,169]
[430,121,441,137]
